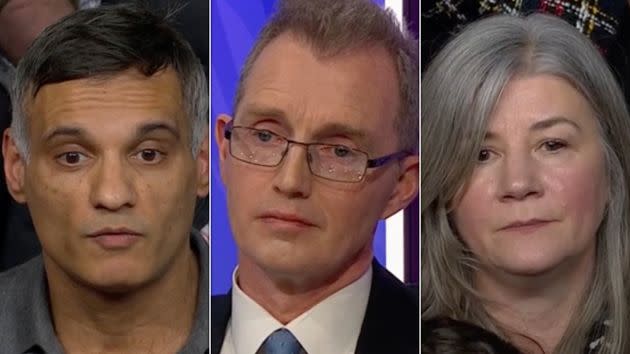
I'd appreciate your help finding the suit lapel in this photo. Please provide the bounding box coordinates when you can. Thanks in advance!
[210,261,418,354]
[211,293,232,354]
[355,260,419,354]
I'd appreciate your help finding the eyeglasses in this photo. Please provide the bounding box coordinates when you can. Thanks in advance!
[224,121,410,183]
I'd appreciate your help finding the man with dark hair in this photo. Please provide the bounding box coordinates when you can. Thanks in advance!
[212,0,419,353]
[0,0,209,273]
[0,4,209,353]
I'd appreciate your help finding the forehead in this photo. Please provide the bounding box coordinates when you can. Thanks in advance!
[28,68,186,135]
[239,32,400,141]
[488,74,597,133]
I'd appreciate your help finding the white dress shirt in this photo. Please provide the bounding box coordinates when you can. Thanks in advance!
[220,265,373,354]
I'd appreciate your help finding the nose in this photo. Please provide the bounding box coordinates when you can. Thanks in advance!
[272,143,312,199]
[498,153,543,202]
[89,155,137,211]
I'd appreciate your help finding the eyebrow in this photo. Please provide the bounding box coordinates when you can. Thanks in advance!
[44,126,85,142]
[240,105,288,122]
[484,116,581,140]
[43,121,180,143]
[530,116,581,132]
[242,103,366,137]
[311,122,368,144]
[135,122,180,141]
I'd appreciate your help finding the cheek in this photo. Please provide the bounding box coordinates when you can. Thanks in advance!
[143,170,197,216]
[223,161,277,216]
[223,163,256,213]
[23,167,89,253]
[547,159,608,227]
[452,173,496,245]
[26,167,82,218]
[320,183,392,242]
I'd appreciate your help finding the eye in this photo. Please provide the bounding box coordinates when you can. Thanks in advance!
[255,130,274,142]
[477,148,494,163]
[318,144,357,159]
[333,145,352,158]
[541,140,567,152]
[56,152,88,166]
[133,149,165,163]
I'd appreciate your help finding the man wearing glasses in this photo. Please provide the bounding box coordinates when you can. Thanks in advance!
[212,0,419,353]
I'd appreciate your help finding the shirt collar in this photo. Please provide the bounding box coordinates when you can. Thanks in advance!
[12,257,65,354]
[230,265,372,354]
[179,229,210,353]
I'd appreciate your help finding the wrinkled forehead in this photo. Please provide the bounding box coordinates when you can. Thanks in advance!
[26,68,187,134]
[237,32,400,148]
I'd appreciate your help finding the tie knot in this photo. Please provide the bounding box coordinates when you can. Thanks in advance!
[257,328,306,354]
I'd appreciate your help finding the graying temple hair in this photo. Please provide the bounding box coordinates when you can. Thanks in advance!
[233,0,418,152]
[422,14,630,354]
[10,3,208,160]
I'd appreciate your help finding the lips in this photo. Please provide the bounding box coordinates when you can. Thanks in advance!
[87,227,143,249]
[499,219,554,232]
[258,211,316,228]
[88,227,141,237]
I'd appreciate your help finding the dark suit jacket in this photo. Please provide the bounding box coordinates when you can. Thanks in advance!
[211,260,419,354]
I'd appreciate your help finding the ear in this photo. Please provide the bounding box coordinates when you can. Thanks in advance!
[195,128,210,197]
[380,154,419,219]
[214,114,233,184]
[2,128,27,203]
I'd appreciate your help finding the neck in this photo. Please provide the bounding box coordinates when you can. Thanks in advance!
[237,244,373,324]
[45,246,199,354]
[476,251,595,354]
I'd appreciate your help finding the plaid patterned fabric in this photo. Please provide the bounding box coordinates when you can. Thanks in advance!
[422,0,626,54]
[79,0,101,9]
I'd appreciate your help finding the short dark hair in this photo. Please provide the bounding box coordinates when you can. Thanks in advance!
[11,2,208,159]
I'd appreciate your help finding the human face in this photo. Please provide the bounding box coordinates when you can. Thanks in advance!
[216,32,418,286]
[452,75,607,278]
[3,68,209,293]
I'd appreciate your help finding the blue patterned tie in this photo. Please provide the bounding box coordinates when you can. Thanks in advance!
[256,328,307,354]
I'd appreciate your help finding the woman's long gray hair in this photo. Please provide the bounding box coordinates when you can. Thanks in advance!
[422,13,630,354]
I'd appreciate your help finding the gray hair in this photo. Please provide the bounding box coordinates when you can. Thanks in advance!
[11,3,208,160]
[422,14,630,354]
[233,0,418,152]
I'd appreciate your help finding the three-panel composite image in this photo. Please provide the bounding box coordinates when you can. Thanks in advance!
[0,0,624,353]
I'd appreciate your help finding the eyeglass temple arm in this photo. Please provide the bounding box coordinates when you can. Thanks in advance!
[366,150,412,168]
[224,119,234,139]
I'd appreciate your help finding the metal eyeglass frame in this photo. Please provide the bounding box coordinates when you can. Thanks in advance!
[224,119,411,183]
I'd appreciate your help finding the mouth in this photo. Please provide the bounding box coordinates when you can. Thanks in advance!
[258,212,316,229]
[87,227,143,249]
[499,219,554,233]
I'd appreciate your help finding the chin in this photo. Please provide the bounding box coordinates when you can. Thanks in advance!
[92,281,143,296]
[80,266,156,295]
[493,253,566,277]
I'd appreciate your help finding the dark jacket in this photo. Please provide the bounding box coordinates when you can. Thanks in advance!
[211,259,419,354]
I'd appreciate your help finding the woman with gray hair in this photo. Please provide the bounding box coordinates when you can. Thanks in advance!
[422,13,630,354]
